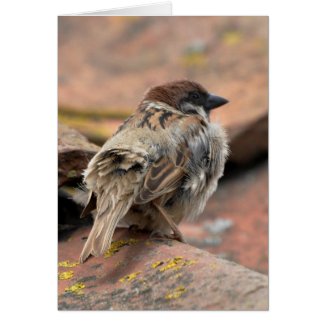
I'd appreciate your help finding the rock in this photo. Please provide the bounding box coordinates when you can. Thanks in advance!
[58,188,92,240]
[203,218,233,234]
[58,124,99,187]
[184,40,207,55]
[58,227,268,310]
[227,114,268,164]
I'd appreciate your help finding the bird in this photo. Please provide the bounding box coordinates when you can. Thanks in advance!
[78,80,229,263]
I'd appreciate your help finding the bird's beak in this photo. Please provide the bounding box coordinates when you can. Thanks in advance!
[205,94,229,110]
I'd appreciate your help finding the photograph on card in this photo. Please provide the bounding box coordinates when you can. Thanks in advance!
[58,16,268,311]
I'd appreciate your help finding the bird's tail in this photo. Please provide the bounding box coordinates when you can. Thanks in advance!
[79,197,133,263]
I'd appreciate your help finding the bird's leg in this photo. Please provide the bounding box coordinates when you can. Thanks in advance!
[153,202,187,243]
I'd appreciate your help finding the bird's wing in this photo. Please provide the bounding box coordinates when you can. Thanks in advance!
[79,146,148,263]
[134,113,207,205]
[134,147,189,205]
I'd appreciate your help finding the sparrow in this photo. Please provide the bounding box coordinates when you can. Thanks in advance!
[78,80,229,263]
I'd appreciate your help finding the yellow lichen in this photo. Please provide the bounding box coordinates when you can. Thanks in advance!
[58,260,79,268]
[210,263,218,270]
[65,282,85,295]
[223,30,242,46]
[181,52,207,68]
[104,238,138,258]
[165,286,186,300]
[159,257,183,272]
[151,261,164,269]
[157,256,197,272]
[58,271,74,280]
[173,272,183,279]
[119,272,141,283]
[184,259,197,266]
[139,279,147,285]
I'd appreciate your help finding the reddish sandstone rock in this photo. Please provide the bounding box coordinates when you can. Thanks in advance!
[58,227,268,310]
[226,115,268,164]
[58,124,99,187]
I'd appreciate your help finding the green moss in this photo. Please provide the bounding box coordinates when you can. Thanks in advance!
[59,106,132,120]
[67,170,77,178]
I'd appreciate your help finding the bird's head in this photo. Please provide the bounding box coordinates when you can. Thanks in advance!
[143,80,229,119]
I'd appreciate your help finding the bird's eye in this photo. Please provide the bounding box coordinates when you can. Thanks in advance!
[190,92,200,100]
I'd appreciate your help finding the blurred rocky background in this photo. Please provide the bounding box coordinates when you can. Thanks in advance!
[58,16,268,309]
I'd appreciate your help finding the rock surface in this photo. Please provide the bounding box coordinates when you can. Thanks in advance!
[58,227,268,310]
[226,114,268,164]
[58,124,99,187]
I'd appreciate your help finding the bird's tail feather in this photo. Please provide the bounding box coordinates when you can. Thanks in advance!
[79,198,133,263]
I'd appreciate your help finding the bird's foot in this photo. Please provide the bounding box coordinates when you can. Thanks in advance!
[149,230,167,242]
[149,230,187,244]
[166,232,187,244]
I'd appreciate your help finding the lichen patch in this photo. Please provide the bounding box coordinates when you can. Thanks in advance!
[58,260,79,268]
[119,272,141,283]
[165,286,186,300]
[151,261,164,269]
[173,272,183,280]
[65,282,85,295]
[158,256,197,272]
[104,238,138,258]
[58,271,74,280]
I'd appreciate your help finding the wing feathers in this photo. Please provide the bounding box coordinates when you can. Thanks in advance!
[79,146,148,263]
[134,148,188,205]
[79,195,133,263]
